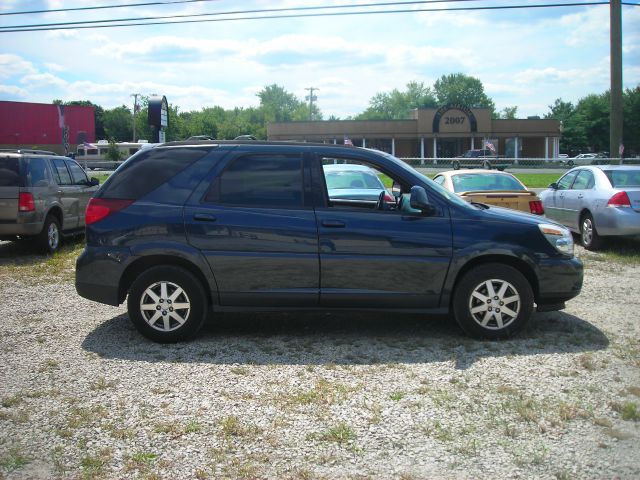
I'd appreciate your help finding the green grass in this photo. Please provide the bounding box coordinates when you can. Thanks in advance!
[379,171,558,189]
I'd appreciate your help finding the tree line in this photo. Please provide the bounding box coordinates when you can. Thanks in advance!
[55,73,640,157]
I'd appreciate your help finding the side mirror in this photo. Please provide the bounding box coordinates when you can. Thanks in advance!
[391,181,402,198]
[89,177,100,186]
[549,182,558,190]
[409,186,436,215]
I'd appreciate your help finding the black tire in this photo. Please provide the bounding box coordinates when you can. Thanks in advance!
[36,215,61,254]
[127,265,208,343]
[453,264,534,340]
[452,160,460,170]
[580,212,603,250]
[567,160,575,167]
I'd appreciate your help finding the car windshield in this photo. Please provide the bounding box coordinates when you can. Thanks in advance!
[324,170,383,190]
[371,150,475,209]
[605,170,640,188]
[451,173,525,193]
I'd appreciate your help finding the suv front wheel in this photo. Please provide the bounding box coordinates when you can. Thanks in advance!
[127,265,208,342]
[453,264,533,339]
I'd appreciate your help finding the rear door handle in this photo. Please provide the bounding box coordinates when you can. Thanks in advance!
[321,220,346,228]
[193,213,217,222]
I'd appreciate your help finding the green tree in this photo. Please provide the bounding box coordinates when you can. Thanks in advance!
[103,105,133,141]
[498,106,518,119]
[545,98,588,156]
[433,73,495,111]
[257,84,321,125]
[575,93,609,153]
[623,86,640,155]
[357,81,436,120]
[105,138,123,161]
[52,99,105,139]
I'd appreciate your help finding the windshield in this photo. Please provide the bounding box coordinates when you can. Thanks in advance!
[370,150,475,209]
[452,173,525,193]
[605,170,640,188]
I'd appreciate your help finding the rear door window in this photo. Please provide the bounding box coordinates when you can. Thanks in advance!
[572,170,595,190]
[0,157,21,187]
[26,158,51,187]
[52,158,73,185]
[205,154,304,207]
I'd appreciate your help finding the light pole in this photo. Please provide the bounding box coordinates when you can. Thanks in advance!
[610,0,623,163]
[131,93,141,142]
[305,87,319,121]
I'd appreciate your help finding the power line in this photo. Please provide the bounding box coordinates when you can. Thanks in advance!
[0,1,487,30]
[0,0,223,16]
[0,2,613,33]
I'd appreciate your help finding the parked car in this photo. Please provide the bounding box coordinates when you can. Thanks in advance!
[452,149,509,171]
[433,170,544,215]
[323,163,393,204]
[562,153,608,167]
[0,149,99,253]
[539,165,640,250]
[76,141,583,342]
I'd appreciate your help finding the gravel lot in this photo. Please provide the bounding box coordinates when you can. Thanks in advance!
[0,240,639,479]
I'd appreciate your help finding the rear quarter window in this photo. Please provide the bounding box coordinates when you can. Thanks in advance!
[0,157,21,187]
[99,147,210,200]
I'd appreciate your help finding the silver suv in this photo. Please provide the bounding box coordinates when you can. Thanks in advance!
[0,149,99,253]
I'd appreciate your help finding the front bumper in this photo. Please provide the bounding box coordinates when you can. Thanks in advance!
[535,255,583,310]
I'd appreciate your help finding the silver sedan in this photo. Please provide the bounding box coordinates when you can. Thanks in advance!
[539,165,640,250]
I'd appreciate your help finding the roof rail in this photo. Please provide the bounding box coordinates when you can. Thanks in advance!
[0,148,59,156]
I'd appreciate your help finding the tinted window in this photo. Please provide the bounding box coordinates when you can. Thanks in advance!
[206,155,303,207]
[572,170,594,190]
[52,158,72,185]
[99,147,209,200]
[67,160,88,185]
[324,169,384,190]
[605,170,640,188]
[0,157,20,187]
[433,176,445,185]
[452,173,524,193]
[26,158,51,187]
[557,171,578,190]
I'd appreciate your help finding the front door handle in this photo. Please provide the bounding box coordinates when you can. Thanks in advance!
[321,220,346,228]
[193,213,217,222]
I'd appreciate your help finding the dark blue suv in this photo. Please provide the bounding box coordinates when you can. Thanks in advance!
[76,141,583,342]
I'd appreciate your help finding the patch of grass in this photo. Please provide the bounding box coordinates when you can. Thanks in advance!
[1,394,23,408]
[593,417,612,428]
[611,401,640,421]
[285,379,353,408]
[626,386,640,397]
[80,448,111,479]
[38,359,60,373]
[185,420,203,434]
[0,448,30,472]
[67,405,108,429]
[130,452,158,465]
[89,377,117,391]
[0,242,85,281]
[389,391,406,401]
[313,423,356,445]
[578,353,597,371]
[219,415,262,439]
[230,366,249,375]
[512,173,560,188]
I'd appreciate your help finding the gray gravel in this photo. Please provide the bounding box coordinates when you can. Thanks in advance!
[0,242,639,479]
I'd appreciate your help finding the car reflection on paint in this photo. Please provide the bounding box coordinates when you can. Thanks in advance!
[432,169,544,215]
[323,163,394,204]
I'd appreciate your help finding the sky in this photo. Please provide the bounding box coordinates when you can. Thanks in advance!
[0,0,639,121]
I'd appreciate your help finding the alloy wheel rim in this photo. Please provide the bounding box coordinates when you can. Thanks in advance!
[48,223,59,250]
[582,218,593,246]
[468,279,520,330]
[139,281,191,332]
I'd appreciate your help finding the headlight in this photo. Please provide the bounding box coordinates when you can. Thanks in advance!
[538,223,574,256]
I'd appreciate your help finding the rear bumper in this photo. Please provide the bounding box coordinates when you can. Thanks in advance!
[0,220,42,236]
[535,256,583,309]
[595,207,640,237]
[75,246,131,306]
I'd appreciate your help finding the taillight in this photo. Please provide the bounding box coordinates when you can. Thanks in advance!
[384,192,395,203]
[607,191,631,208]
[85,198,133,225]
[529,200,544,215]
[18,192,35,212]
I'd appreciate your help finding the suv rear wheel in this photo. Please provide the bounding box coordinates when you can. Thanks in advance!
[36,215,61,254]
[453,264,533,339]
[127,266,207,342]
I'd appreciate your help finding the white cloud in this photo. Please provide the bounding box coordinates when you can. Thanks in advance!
[20,72,67,89]
[0,84,28,97]
[0,54,37,79]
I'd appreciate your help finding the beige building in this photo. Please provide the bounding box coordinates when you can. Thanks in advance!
[268,105,562,159]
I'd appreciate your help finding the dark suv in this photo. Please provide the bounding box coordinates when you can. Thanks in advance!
[76,141,583,342]
[0,150,99,253]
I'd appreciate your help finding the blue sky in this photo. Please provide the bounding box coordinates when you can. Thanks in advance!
[1,0,639,120]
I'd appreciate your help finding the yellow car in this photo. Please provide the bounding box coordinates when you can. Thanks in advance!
[433,169,544,215]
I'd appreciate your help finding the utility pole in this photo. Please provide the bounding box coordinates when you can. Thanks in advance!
[305,87,319,121]
[610,0,623,163]
[131,93,141,142]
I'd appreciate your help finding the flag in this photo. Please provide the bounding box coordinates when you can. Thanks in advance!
[57,104,65,128]
[484,140,496,153]
[344,135,353,146]
[83,142,97,149]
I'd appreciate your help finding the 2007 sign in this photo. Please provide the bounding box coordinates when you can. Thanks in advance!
[444,116,466,125]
